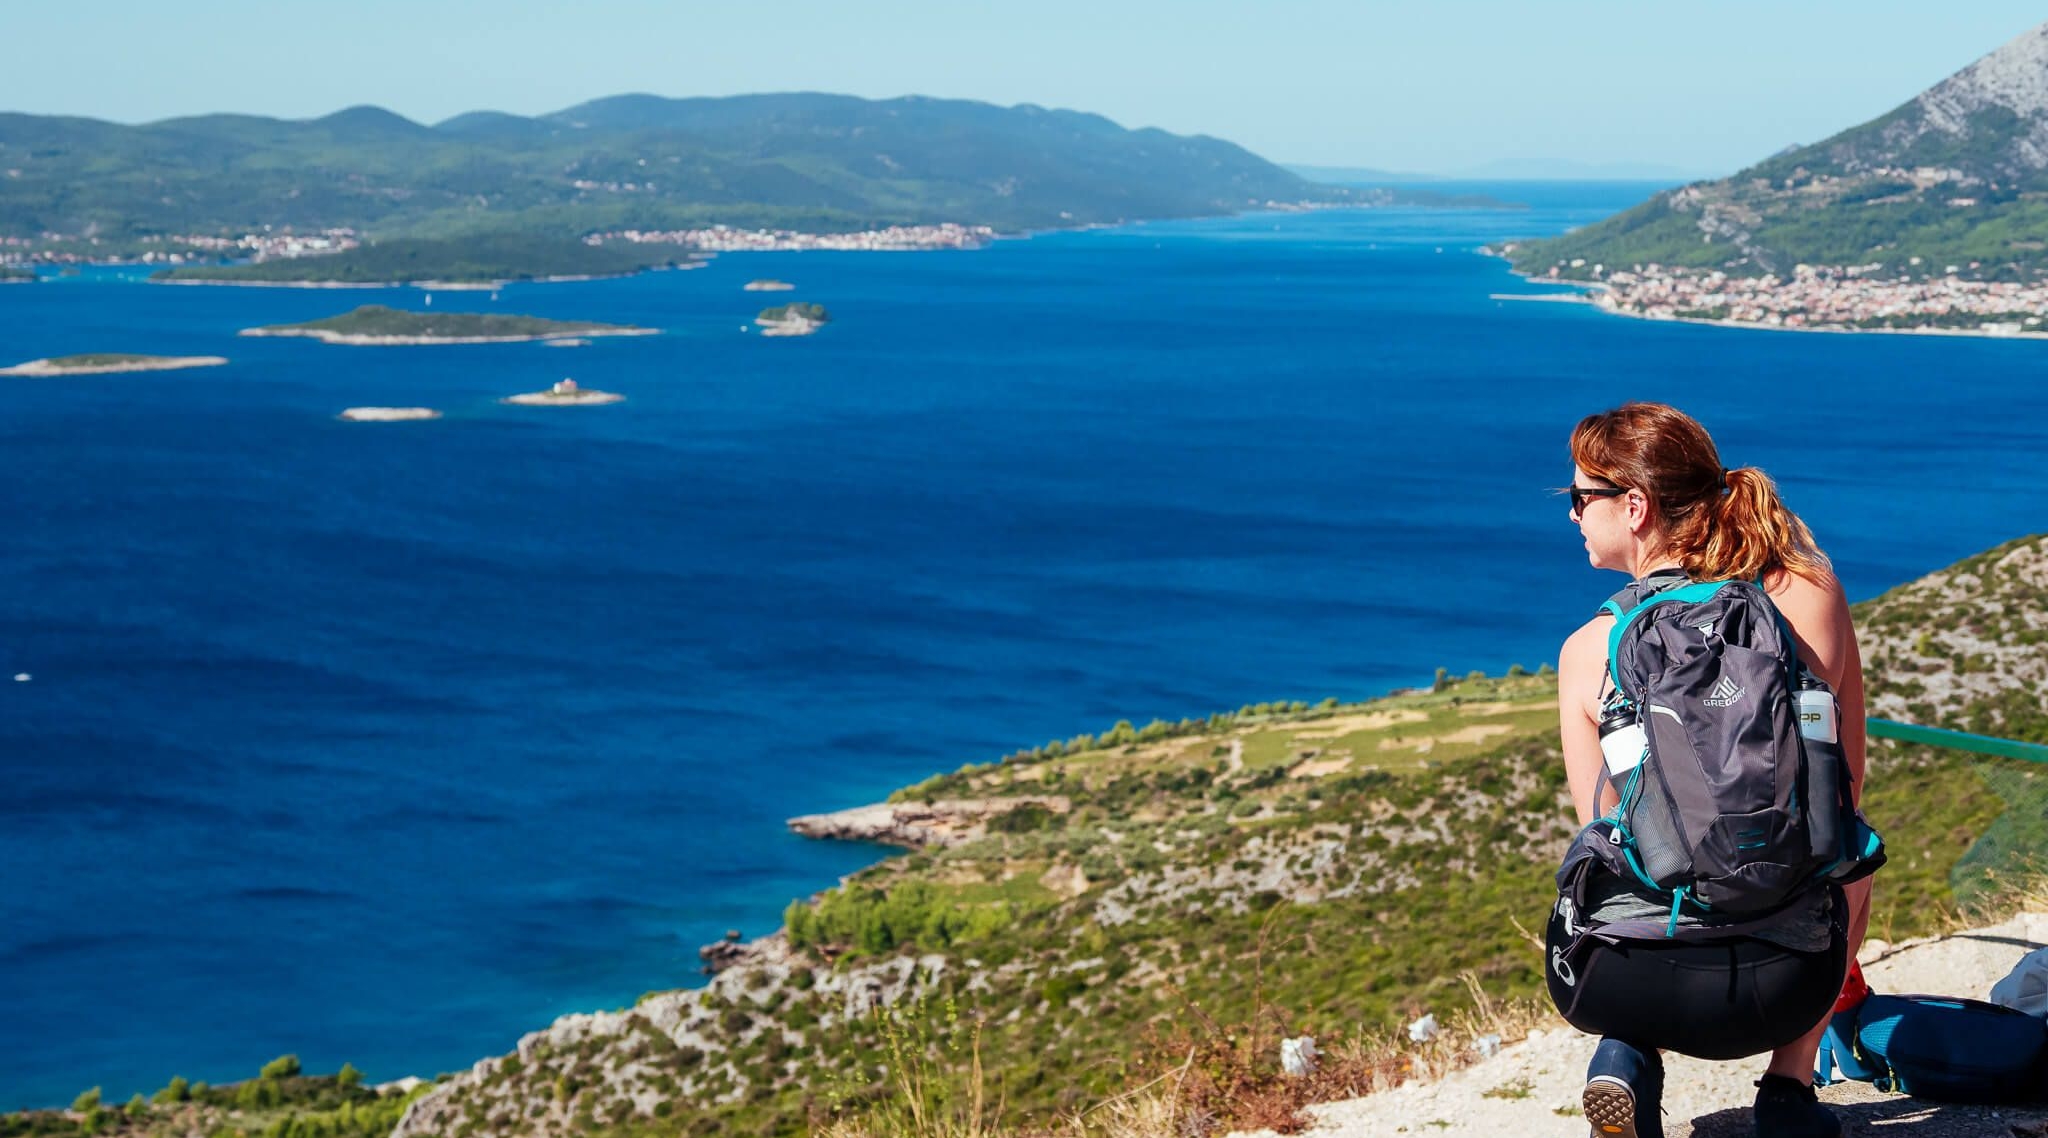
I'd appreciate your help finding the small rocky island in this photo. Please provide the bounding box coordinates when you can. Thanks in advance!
[339,407,442,422]
[242,305,657,345]
[502,377,623,406]
[743,279,795,291]
[0,353,228,376]
[754,302,830,337]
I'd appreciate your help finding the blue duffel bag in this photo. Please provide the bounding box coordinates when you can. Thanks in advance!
[1816,992,2048,1102]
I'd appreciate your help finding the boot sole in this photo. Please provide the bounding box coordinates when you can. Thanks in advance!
[1583,1075,1638,1138]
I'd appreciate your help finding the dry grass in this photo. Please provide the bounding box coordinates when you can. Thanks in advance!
[1064,875,2048,1138]
[1061,969,1558,1138]
[1057,906,1562,1138]
[812,1002,1001,1138]
[1923,864,2048,937]
[812,877,2048,1138]
[807,908,1564,1138]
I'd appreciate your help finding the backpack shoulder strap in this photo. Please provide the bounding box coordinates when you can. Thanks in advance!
[1604,579,1734,700]
[1596,569,1693,700]
[1595,568,1690,619]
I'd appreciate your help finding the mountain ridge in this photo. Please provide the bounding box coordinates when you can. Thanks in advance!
[1510,19,2048,279]
[0,93,1329,241]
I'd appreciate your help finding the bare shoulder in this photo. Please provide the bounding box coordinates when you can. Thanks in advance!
[1764,567,1850,626]
[1764,567,1857,682]
[1558,614,1613,717]
[1561,615,1611,664]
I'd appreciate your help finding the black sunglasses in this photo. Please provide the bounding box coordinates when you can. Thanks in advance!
[1564,484,1628,516]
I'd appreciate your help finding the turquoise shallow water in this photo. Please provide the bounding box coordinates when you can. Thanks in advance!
[1,182,2043,1108]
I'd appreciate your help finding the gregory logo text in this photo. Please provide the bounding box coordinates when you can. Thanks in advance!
[1704,675,1746,707]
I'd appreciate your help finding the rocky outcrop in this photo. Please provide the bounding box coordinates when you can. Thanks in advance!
[696,930,764,974]
[339,407,440,421]
[785,796,1068,849]
[388,932,957,1138]
[1904,20,2048,171]
[0,355,228,376]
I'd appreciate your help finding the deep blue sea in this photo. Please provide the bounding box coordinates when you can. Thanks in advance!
[3,181,2044,1109]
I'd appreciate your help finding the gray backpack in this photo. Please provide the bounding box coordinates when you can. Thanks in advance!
[1558,573,1884,939]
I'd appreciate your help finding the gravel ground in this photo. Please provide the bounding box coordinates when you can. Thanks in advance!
[1239,912,2048,1138]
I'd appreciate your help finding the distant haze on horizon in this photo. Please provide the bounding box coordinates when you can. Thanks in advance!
[5,1,2045,179]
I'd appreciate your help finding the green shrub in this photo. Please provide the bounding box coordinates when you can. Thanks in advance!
[152,1076,191,1104]
[1040,975,1086,1005]
[987,802,1058,833]
[786,879,1027,956]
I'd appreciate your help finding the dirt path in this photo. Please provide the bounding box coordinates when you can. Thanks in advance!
[1239,912,2048,1137]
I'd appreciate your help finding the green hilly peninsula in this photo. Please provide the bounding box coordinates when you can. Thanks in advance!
[0,94,1352,243]
[16,537,2013,1138]
[157,236,688,285]
[1512,20,2048,280]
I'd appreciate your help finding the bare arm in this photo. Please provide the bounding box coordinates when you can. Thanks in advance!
[1558,616,1616,825]
[1764,568,1876,1078]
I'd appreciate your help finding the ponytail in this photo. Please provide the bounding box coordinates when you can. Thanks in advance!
[1672,466,1832,584]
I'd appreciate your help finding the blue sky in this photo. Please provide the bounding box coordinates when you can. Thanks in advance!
[5,1,2044,176]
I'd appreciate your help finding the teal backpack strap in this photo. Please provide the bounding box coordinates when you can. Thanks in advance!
[1603,580,1732,700]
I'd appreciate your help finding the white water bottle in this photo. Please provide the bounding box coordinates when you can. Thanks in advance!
[1795,675,1839,744]
[1597,701,1648,779]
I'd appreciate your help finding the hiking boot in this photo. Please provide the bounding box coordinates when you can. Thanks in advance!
[1753,1074,1841,1138]
[1584,1037,1663,1138]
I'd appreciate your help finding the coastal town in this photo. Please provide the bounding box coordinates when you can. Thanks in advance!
[0,227,361,267]
[1545,260,2048,335]
[0,223,993,269]
[595,221,995,251]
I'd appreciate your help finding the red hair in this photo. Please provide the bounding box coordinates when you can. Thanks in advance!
[1570,402,1831,583]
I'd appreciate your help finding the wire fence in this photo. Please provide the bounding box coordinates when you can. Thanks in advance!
[1868,718,2048,904]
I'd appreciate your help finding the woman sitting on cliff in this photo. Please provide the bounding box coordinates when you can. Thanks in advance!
[1547,402,1872,1138]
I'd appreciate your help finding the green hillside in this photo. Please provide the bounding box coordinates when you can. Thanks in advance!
[381,537,2046,1137]
[1511,21,2048,280]
[157,236,684,284]
[0,94,1329,244]
[13,535,2043,1138]
[244,305,648,341]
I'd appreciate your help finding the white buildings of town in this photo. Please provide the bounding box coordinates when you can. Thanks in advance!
[597,223,995,252]
[0,228,360,266]
[1589,264,2048,333]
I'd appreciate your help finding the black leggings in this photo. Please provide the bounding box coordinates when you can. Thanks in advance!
[1545,899,1847,1061]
